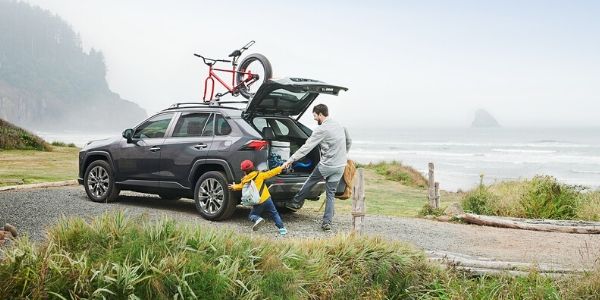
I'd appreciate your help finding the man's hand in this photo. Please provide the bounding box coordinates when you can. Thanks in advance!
[281,160,292,169]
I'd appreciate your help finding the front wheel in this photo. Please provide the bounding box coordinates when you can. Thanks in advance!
[236,53,272,99]
[194,171,237,220]
[83,160,120,203]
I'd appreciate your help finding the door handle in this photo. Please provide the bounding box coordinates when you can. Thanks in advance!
[149,146,161,152]
[193,144,208,150]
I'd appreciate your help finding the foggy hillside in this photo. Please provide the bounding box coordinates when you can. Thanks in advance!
[0,0,146,131]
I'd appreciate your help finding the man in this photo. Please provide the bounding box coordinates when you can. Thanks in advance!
[282,104,351,231]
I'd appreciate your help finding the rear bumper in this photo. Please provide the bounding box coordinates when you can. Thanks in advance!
[267,180,325,201]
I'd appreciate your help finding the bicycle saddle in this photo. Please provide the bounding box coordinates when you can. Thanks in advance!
[228,49,242,57]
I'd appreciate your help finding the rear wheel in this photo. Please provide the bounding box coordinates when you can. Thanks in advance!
[83,160,120,203]
[194,171,237,220]
[236,53,272,99]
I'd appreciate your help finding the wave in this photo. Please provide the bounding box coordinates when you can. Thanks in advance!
[352,140,593,149]
[491,149,557,154]
[571,170,600,175]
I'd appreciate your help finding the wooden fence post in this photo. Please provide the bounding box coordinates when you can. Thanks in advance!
[428,163,435,208]
[434,182,440,209]
[352,168,366,234]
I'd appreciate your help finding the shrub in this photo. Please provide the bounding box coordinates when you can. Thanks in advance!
[462,176,497,215]
[51,141,67,147]
[0,119,51,151]
[520,176,581,220]
[577,191,600,221]
[364,161,428,188]
[418,204,445,217]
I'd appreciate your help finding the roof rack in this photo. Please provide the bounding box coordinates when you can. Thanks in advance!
[164,101,248,111]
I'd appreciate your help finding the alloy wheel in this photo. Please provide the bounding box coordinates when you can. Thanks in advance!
[197,178,224,215]
[88,166,110,198]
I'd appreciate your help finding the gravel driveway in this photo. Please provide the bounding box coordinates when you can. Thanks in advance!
[1,186,599,270]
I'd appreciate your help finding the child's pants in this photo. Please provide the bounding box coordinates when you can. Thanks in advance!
[249,198,284,229]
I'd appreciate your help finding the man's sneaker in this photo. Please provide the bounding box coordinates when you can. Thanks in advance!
[284,203,300,212]
[278,227,288,236]
[321,223,332,231]
[252,218,265,231]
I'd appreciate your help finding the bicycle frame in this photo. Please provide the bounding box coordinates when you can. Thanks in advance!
[203,64,256,102]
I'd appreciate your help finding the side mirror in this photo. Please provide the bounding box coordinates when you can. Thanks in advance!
[122,128,134,143]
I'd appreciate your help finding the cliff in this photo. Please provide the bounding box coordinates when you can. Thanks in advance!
[0,1,146,131]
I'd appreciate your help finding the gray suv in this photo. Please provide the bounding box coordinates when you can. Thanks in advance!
[78,77,347,220]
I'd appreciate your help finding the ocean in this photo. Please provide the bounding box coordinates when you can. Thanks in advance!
[37,127,600,192]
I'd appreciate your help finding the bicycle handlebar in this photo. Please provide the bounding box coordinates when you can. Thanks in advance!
[193,53,231,64]
[241,40,255,50]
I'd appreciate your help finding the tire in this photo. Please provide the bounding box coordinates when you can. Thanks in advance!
[236,53,272,99]
[194,171,237,220]
[83,160,120,203]
[158,193,182,201]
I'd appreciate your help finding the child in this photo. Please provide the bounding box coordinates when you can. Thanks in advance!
[228,160,288,235]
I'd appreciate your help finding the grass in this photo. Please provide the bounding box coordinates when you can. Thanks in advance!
[304,168,462,217]
[50,141,77,148]
[0,146,79,187]
[359,161,428,188]
[0,119,51,151]
[461,175,600,221]
[4,211,599,299]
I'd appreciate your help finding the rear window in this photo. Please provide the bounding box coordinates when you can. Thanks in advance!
[258,89,311,111]
[252,117,306,139]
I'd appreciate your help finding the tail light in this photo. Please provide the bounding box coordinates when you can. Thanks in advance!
[240,140,268,151]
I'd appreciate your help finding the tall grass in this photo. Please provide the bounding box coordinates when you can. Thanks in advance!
[3,211,596,299]
[0,119,51,151]
[360,161,428,188]
[461,175,598,221]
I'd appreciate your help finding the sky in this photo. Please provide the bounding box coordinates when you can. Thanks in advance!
[22,0,600,128]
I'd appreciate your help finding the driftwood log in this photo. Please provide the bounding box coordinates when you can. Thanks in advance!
[458,213,600,234]
[427,250,589,277]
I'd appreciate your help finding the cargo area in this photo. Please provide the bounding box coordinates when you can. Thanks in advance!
[247,116,320,175]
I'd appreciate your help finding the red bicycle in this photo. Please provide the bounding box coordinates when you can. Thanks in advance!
[194,40,272,102]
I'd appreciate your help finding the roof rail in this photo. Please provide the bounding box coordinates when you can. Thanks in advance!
[166,101,248,109]
[163,101,246,111]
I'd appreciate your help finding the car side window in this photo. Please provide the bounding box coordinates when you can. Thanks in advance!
[215,114,232,136]
[272,119,290,136]
[202,114,215,136]
[133,113,174,139]
[252,118,268,133]
[171,113,211,137]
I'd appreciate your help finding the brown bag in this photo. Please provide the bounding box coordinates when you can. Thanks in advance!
[335,160,356,200]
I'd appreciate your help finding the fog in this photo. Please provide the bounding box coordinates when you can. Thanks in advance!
[23,0,600,128]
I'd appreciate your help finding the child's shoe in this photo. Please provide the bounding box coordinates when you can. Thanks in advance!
[252,217,265,231]
[278,227,288,236]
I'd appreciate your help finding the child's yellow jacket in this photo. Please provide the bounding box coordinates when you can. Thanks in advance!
[230,166,282,204]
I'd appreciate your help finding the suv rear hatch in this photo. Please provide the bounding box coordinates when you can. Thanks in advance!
[242,77,348,202]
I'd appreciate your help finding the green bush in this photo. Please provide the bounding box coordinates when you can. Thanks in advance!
[462,177,497,215]
[520,176,581,220]
[364,161,428,188]
[51,141,67,147]
[0,119,51,151]
[418,204,445,217]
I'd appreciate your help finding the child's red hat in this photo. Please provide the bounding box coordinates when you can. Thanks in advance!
[240,160,254,171]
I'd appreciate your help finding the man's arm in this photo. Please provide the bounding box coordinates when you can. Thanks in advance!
[287,127,326,163]
[344,127,352,152]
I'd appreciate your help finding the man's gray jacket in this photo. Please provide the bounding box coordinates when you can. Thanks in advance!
[288,118,351,178]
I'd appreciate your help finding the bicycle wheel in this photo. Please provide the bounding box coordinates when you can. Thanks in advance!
[236,53,272,99]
